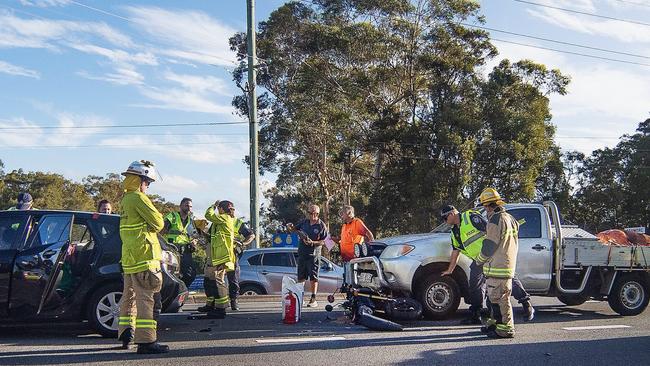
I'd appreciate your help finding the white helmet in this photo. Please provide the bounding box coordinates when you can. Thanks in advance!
[121,160,158,182]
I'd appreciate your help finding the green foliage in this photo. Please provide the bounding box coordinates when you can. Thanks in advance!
[0,166,178,217]
[563,119,650,233]
[231,0,569,236]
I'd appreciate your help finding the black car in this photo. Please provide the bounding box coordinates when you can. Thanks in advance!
[0,210,188,337]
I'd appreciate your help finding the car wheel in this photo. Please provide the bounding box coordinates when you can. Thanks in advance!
[607,275,649,316]
[240,284,265,296]
[557,293,590,306]
[417,274,461,319]
[87,283,122,338]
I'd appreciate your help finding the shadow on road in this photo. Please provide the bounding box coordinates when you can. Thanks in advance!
[0,302,639,365]
[395,336,650,366]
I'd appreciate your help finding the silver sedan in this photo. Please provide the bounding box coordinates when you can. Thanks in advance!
[238,247,344,295]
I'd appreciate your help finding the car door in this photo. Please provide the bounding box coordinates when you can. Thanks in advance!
[508,207,552,292]
[0,214,30,317]
[9,214,74,317]
[259,251,297,294]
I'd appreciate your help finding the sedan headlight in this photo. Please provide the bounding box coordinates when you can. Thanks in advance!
[380,244,415,259]
[162,250,180,274]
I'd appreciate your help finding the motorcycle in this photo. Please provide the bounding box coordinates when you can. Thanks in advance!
[325,243,422,331]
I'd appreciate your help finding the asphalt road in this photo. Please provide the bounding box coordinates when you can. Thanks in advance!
[0,297,648,366]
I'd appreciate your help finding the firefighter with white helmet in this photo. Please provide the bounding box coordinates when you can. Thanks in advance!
[116,160,169,353]
[475,187,520,338]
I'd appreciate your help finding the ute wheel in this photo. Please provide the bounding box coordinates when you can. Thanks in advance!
[87,283,122,338]
[240,284,266,296]
[608,274,649,316]
[417,274,461,319]
[557,293,590,306]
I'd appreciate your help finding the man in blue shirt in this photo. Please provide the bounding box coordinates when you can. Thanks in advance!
[287,204,328,307]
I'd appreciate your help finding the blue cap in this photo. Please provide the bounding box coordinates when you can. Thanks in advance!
[16,192,33,210]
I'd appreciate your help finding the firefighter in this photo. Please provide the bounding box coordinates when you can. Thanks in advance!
[200,200,236,319]
[441,205,534,324]
[161,197,198,287]
[117,160,169,354]
[475,188,519,338]
[227,205,255,311]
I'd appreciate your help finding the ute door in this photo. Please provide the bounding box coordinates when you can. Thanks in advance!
[0,214,30,317]
[10,214,74,317]
[508,207,553,293]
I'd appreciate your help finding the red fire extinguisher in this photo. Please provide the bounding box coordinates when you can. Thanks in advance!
[283,290,299,324]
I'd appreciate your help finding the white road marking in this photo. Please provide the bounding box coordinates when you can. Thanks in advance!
[585,300,599,303]
[563,325,630,331]
[256,336,346,344]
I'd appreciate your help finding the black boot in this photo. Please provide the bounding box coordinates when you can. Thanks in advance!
[206,308,226,319]
[230,299,239,311]
[136,342,170,354]
[459,309,482,325]
[197,303,214,313]
[521,300,535,322]
[118,328,134,350]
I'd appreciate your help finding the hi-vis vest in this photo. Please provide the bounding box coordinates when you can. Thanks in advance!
[165,211,191,245]
[450,210,485,261]
[234,218,244,240]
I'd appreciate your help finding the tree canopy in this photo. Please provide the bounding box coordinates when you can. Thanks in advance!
[230,0,570,235]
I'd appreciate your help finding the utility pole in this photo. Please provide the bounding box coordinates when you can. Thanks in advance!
[247,0,260,248]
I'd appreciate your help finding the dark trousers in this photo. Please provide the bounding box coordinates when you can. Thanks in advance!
[467,261,530,312]
[227,257,240,300]
[179,246,196,288]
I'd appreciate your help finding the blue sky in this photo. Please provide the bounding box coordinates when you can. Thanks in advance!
[0,0,649,219]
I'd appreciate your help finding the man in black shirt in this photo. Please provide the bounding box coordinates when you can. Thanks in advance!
[287,204,328,307]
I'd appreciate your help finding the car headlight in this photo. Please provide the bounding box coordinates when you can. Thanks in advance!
[380,244,415,259]
[162,250,180,272]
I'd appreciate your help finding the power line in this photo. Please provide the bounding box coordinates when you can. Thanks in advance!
[0,141,247,149]
[0,132,247,137]
[461,23,650,60]
[0,121,247,130]
[490,38,650,67]
[514,0,650,27]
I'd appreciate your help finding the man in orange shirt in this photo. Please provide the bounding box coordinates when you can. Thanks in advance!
[338,205,374,262]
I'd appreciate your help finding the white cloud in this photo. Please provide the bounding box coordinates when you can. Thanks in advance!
[489,38,650,154]
[0,60,40,79]
[123,6,237,66]
[134,85,235,114]
[67,43,158,66]
[0,112,108,147]
[0,117,44,146]
[77,67,144,86]
[155,174,201,194]
[164,72,231,96]
[0,10,134,49]
[97,134,248,164]
[19,0,71,7]
[526,1,650,44]
[43,113,109,145]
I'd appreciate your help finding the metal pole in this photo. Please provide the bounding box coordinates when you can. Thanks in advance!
[247,0,260,248]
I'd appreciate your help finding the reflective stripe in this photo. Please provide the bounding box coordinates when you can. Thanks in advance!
[464,232,484,246]
[122,260,159,273]
[496,323,514,331]
[118,316,135,326]
[215,296,230,304]
[135,319,157,329]
[483,267,515,278]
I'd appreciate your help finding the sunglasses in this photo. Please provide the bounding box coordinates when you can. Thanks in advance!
[308,211,319,215]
